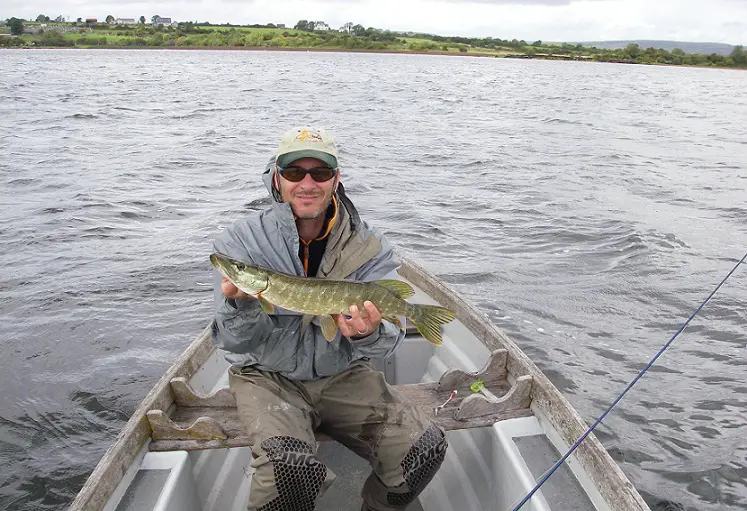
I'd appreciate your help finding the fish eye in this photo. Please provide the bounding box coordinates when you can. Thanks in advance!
[236,263,246,271]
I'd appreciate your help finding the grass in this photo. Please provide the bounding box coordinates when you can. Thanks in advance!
[13,22,511,56]
[3,23,573,58]
[210,27,302,35]
[66,33,133,42]
[11,27,522,58]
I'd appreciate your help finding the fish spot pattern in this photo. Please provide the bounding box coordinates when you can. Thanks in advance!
[258,436,327,511]
[387,425,447,507]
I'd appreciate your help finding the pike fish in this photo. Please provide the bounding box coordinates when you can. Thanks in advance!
[210,253,456,346]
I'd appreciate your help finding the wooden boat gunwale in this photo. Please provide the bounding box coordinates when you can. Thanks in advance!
[70,325,214,511]
[69,256,649,511]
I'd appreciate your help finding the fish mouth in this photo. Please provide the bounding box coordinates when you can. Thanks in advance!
[210,253,257,276]
[210,252,238,268]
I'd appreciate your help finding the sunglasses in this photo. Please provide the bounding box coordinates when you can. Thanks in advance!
[276,165,337,183]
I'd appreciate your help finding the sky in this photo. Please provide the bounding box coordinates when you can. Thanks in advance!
[3,0,746,45]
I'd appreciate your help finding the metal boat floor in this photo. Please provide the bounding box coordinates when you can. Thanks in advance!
[515,434,595,511]
[113,469,170,511]
[315,440,424,511]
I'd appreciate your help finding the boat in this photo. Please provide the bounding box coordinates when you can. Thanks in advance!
[69,256,650,511]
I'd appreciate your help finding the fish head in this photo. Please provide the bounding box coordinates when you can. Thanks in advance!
[210,253,269,295]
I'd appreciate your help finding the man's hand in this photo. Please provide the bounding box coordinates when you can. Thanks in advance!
[334,301,382,338]
[221,278,255,300]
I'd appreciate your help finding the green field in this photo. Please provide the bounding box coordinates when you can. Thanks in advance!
[211,27,302,35]
[5,22,495,55]
[67,33,132,42]
[3,20,745,68]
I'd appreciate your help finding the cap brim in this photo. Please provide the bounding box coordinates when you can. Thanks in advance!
[277,150,337,169]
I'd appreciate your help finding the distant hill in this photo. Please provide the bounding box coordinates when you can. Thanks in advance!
[579,40,736,56]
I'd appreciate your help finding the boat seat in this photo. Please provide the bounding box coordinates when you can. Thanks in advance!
[146,349,534,452]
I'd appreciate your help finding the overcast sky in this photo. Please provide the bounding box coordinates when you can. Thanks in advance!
[3,0,746,45]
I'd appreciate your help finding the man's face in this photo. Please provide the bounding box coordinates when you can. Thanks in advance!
[277,157,338,220]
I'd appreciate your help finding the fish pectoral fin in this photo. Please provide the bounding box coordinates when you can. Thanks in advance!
[257,296,275,314]
[382,314,403,330]
[320,315,339,342]
[370,279,415,299]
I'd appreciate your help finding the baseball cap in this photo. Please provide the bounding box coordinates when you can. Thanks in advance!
[276,127,339,169]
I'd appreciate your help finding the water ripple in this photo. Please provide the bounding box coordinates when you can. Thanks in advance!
[0,49,746,511]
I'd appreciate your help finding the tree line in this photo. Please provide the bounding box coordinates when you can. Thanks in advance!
[3,17,746,68]
[597,43,747,67]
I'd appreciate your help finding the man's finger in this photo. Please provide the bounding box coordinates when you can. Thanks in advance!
[354,318,368,332]
[221,278,251,299]
[333,314,348,329]
[221,278,237,296]
[334,315,356,335]
[363,301,381,322]
[349,303,373,320]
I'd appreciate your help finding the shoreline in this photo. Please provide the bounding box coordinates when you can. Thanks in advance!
[11,44,499,58]
[6,44,745,70]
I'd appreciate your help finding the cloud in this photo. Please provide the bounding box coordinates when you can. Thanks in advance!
[436,0,594,3]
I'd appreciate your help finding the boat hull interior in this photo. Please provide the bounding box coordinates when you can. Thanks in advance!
[103,282,608,511]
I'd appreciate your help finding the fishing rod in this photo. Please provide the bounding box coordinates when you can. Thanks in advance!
[508,251,747,511]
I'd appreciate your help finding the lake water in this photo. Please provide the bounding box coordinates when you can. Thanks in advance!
[0,48,746,511]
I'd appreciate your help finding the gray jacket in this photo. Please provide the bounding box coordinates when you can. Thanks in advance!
[210,160,404,380]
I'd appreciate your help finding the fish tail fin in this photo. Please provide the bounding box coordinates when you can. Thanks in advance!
[410,305,456,346]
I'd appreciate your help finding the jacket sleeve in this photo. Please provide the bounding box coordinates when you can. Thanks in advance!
[209,222,280,355]
[346,229,406,359]
[211,293,276,354]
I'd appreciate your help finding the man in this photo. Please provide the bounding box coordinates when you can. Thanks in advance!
[211,127,447,511]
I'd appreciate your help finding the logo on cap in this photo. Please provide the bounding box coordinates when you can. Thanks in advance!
[295,129,323,143]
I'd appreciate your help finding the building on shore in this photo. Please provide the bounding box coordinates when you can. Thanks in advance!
[152,16,176,27]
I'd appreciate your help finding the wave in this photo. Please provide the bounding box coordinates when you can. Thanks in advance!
[65,113,98,119]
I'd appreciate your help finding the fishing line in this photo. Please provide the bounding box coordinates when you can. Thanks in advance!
[507,251,747,511]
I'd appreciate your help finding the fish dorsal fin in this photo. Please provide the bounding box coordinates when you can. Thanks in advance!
[320,315,339,342]
[371,279,415,299]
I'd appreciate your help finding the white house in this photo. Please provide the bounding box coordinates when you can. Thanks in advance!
[114,18,137,25]
[152,16,174,27]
